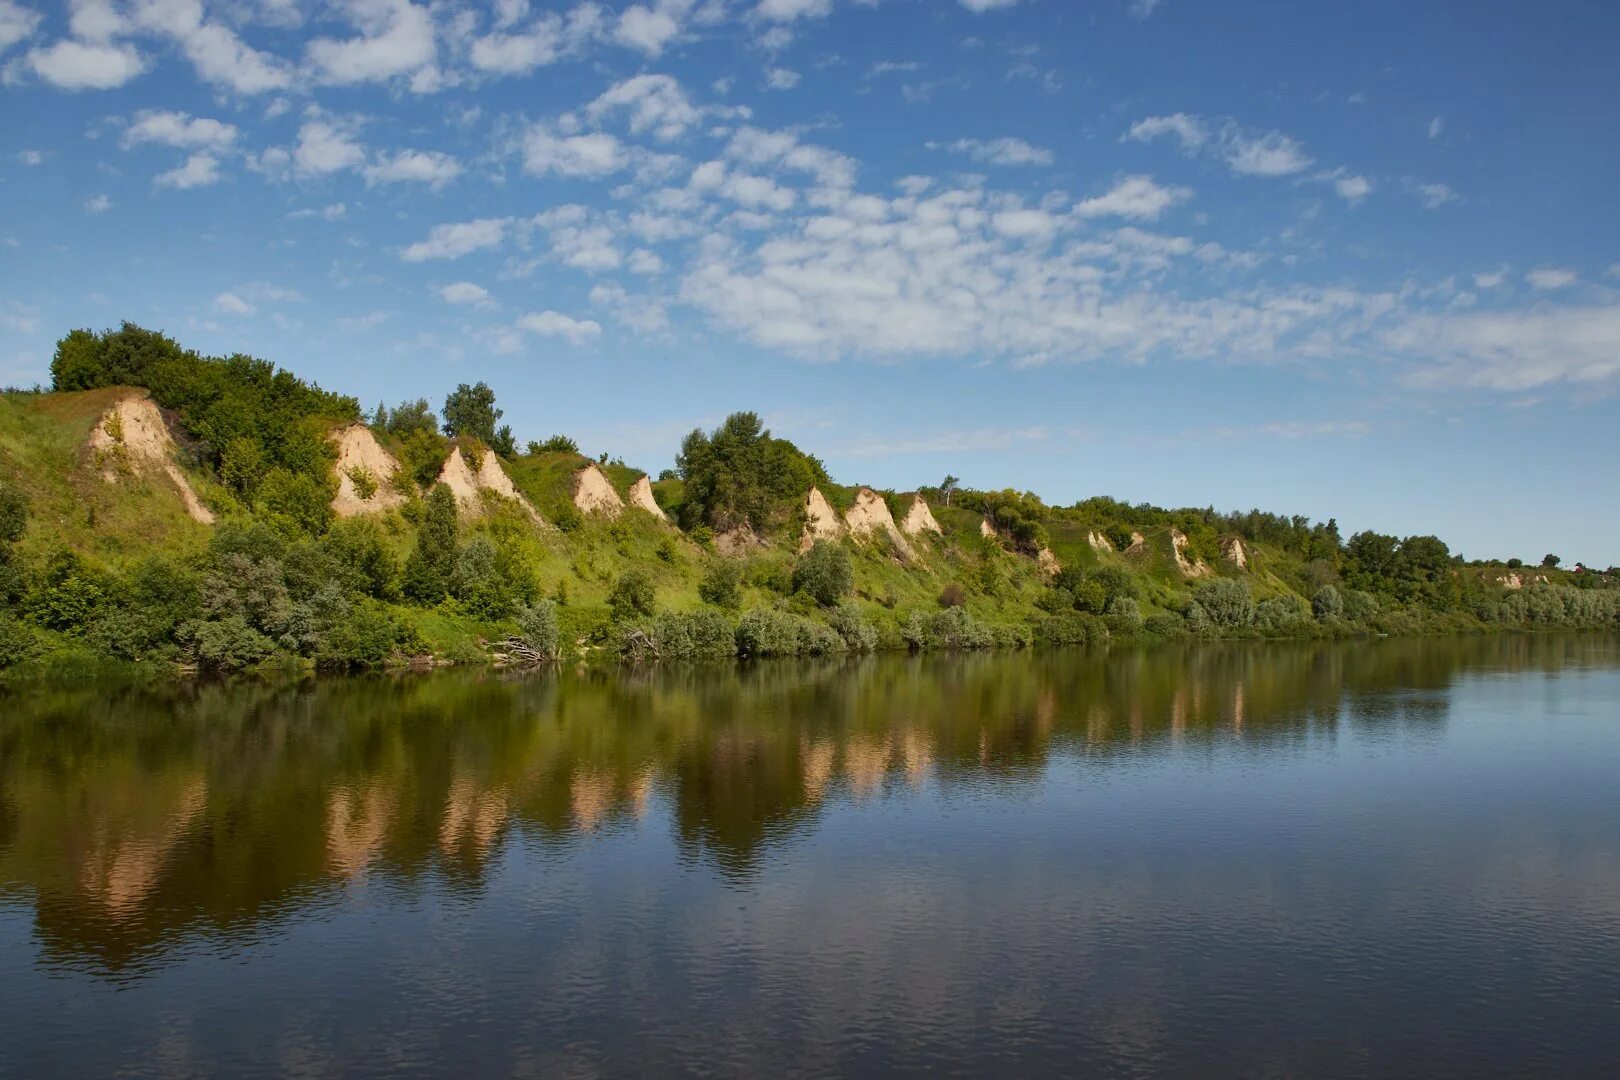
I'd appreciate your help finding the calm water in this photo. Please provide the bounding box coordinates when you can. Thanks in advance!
[3,637,1619,1078]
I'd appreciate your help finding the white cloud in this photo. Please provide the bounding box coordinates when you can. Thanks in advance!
[613,2,687,56]
[1333,173,1372,204]
[16,149,44,165]
[754,0,833,21]
[292,117,366,176]
[1428,116,1443,139]
[468,2,602,74]
[959,0,1022,12]
[177,21,293,94]
[84,193,111,213]
[305,0,435,86]
[1074,175,1190,220]
[1392,305,1620,390]
[25,39,145,89]
[934,136,1053,167]
[155,152,222,189]
[288,202,348,221]
[121,109,237,150]
[439,281,497,309]
[363,149,462,187]
[765,66,800,90]
[521,128,629,177]
[214,291,254,315]
[401,217,508,261]
[1525,267,1577,291]
[1474,267,1508,290]
[1127,0,1162,17]
[1128,113,1314,177]
[516,310,603,345]
[0,1,43,54]
[1405,178,1456,209]
[726,126,857,187]
[586,73,721,141]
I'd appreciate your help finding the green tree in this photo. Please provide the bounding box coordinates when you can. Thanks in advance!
[1193,577,1254,629]
[528,434,579,455]
[490,424,518,458]
[676,411,829,532]
[1543,553,1561,569]
[940,475,960,506]
[385,398,440,439]
[402,485,459,604]
[442,382,502,443]
[609,569,657,621]
[698,560,743,608]
[793,540,853,607]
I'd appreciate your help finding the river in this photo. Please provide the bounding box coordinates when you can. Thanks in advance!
[3,636,1619,1076]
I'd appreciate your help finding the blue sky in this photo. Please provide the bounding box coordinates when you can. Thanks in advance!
[2,0,1617,565]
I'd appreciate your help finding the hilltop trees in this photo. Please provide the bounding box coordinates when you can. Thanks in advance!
[443,382,501,443]
[675,411,829,532]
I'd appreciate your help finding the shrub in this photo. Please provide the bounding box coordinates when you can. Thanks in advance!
[1071,578,1108,614]
[1143,612,1188,639]
[1037,612,1102,647]
[403,485,458,604]
[345,466,379,502]
[637,609,737,660]
[828,603,878,652]
[793,540,853,606]
[1105,595,1142,626]
[528,435,579,455]
[698,560,743,608]
[318,603,417,668]
[0,611,40,669]
[1312,584,1345,620]
[1254,594,1311,634]
[609,569,657,621]
[903,607,996,651]
[514,601,561,660]
[25,549,107,634]
[938,583,967,608]
[184,614,277,670]
[735,608,844,657]
[324,518,400,600]
[1193,577,1254,629]
[1342,588,1379,623]
[256,468,334,536]
[88,556,198,660]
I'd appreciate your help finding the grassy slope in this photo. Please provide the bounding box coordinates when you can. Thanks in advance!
[4,387,1595,665]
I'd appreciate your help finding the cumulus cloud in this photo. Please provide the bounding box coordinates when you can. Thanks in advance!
[363,149,462,187]
[1332,173,1372,203]
[1392,305,1620,390]
[933,136,1053,167]
[0,1,43,54]
[468,2,603,74]
[214,291,254,315]
[292,116,366,176]
[84,193,111,213]
[155,152,223,189]
[24,39,145,89]
[439,281,497,309]
[401,218,508,261]
[754,0,833,21]
[585,73,736,141]
[1073,175,1190,220]
[1525,267,1577,291]
[1127,113,1314,177]
[516,310,603,344]
[765,66,800,90]
[121,109,237,150]
[305,0,436,86]
[521,128,629,177]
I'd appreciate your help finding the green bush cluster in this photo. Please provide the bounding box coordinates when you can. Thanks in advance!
[735,607,847,657]
[792,541,853,606]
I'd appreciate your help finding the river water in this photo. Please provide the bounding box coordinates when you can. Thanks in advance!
[3,636,1619,1077]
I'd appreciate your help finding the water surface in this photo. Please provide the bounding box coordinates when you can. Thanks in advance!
[3,637,1619,1077]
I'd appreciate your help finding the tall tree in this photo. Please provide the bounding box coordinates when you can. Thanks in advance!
[402,485,459,604]
[940,475,960,506]
[442,382,502,444]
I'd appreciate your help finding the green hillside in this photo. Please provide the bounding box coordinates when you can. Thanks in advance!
[1,323,1615,678]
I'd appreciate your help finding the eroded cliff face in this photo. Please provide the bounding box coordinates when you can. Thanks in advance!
[88,393,214,524]
[330,425,406,518]
[574,463,625,518]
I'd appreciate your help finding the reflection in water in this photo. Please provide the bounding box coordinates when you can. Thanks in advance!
[2,635,1618,1076]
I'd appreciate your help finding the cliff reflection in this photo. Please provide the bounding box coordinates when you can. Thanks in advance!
[0,634,1602,977]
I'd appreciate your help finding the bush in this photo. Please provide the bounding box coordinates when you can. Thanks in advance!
[403,485,458,604]
[318,603,417,668]
[1143,612,1188,639]
[1037,612,1103,647]
[828,603,878,652]
[735,607,844,657]
[903,607,996,651]
[514,601,561,659]
[256,467,334,536]
[1193,577,1254,629]
[1312,584,1345,620]
[1343,588,1379,623]
[528,435,579,455]
[793,540,853,606]
[637,609,737,660]
[1254,593,1311,634]
[183,614,277,670]
[609,569,657,621]
[0,477,30,545]
[1105,595,1142,626]
[25,549,107,634]
[698,560,743,608]
[0,610,40,669]
[938,583,967,608]
[451,535,536,619]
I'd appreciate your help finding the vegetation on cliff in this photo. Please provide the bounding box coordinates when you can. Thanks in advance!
[0,324,1615,676]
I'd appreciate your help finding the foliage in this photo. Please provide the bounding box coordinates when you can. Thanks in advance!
[1254,593,1312,634]
[452,535,537,619]
[903,607,997,651]
[793,540,853,606]
[528,435,580,455]
[442,382,503,444]
[1312,584,1345,619]
[675,411,830,532]
[734,607,844,657]
[698,560,743,608]
[1193,577,1254,629]
[608,569,657,621]
[828,603,878,652]
[634,609,738,660]
[403,485,459,604]
[514,601,561,660]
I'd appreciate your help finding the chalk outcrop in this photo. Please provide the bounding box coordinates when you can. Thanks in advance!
[1037,546,1062,577]
[1497,573,1524,590]
[1171,529,1213,578]
[573,463,624,518]
[844,487,913,558]
[1124,531,1148,557]
[436,446,542,523]
[330,424,406,518]
[716,524,766,558]
[800,487,845,551]
[899,494,942,537]
[87,393,214,524]
[980,517,998,539]
[627,475,669,521]
[1088,531,1115,553]
[1220,537,1248,569]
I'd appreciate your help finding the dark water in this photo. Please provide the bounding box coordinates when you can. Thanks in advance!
[3,637,1619,1078]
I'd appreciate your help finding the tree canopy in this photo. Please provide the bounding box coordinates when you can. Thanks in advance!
[674,411,829,532]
